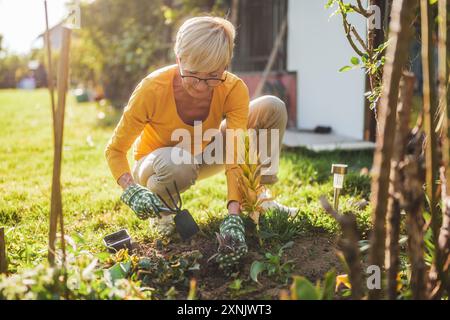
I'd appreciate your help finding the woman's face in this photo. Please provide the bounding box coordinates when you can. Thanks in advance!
[177,58,226,99]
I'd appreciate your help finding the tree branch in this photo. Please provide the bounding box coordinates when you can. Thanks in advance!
[320,196,364,299]
[342,16,365,56]
[351,26,370,53]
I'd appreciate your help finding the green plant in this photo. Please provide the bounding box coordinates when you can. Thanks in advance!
[134,250,202,298]
[280,270,337,300]
[227,278,258,299]
[250,241,295,285]
[258,208,306,245]
[0,249,148,300]
[343,172,372,199]
[238,134,269,227]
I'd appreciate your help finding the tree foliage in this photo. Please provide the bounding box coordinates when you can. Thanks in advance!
[74,0,227,107]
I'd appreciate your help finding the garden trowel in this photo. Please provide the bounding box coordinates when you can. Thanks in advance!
[157,181,199,241]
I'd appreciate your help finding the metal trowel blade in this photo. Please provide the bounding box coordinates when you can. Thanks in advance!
[174,209,199,241]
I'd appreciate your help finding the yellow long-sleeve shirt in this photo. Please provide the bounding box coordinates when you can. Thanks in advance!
[104,64,249,203]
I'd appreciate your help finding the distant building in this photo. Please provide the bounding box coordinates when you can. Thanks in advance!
[33,21,65,51]
[229,0,381,150]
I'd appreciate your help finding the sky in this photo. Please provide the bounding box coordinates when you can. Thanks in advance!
[0,0,71,54]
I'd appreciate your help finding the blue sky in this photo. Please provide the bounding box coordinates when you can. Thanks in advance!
[0,0,70,54]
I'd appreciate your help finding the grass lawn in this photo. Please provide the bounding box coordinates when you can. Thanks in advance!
[0,89,375,298]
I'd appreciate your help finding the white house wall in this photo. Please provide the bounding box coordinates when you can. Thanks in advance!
[287,0,367,140]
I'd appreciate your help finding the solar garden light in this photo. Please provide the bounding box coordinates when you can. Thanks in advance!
[331,164,348,210]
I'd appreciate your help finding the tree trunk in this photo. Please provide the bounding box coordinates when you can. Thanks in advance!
[426,0,449,300]
[385,72,415,300]
[420,0,442,298]
[368,0,418,300]
[402,128,427,300]
[429,167,450,298]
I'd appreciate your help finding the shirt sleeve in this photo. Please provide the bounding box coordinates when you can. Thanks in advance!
[223,79,250,205]
[104,78,154,183]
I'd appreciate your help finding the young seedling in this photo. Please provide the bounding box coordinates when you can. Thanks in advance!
[250,241,295,285]
[237,133,272,245]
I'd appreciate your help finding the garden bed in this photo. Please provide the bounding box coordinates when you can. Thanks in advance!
[136,231,342,299]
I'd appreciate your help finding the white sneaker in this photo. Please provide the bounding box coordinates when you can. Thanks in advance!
[258,189,299,217]
[149,213,175,236]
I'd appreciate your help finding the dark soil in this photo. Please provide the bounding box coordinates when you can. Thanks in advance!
[136,231,342,300]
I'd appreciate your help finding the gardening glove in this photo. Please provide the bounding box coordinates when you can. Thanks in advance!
[215,215,248,272]
[120,183,171,220]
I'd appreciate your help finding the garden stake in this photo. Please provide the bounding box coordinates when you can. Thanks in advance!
[0,227,7,274]
[331,164,348,210]
[157,181,199,241]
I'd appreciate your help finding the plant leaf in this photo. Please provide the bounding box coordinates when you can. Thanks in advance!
[107,261,131,282]
[250,261,267,283]
[350,57,360,65]
[339,65,353,72]
[280,241,294,252]
[291,276,320,300]
[321,269,336,300]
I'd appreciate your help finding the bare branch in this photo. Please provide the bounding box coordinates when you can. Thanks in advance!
[351,26,370,53]
[342,17,365,56]
[320,196,364,299]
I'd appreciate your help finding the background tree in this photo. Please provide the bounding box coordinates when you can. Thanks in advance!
[74,0,226,108]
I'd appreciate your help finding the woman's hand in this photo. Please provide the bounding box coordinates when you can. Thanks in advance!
[120,183,171,220]
[214,214,248,274]
[118,172,135,190]
[227,201,241,215]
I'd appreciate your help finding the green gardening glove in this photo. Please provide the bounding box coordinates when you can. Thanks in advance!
[120,184,171,220]
[214,215,248,273]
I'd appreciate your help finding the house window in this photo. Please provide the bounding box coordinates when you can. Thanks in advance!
[230,0,287,72]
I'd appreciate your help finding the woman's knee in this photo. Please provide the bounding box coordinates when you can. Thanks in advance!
[147,147,199,193]
[251,95,288,128]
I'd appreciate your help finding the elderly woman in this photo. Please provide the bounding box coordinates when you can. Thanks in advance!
[105,16,295,271]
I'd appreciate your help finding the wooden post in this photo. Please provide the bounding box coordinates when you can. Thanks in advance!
[44,0,56,120]
[252,16,288,99]
[385,72,415,300]
[0,227,7,274]
[403,129,427,300]
[428,167,450,298]
[437,0,448,185]
[230,0,239,29]
[421,0,441,297]
[228,0,239,73]
[427,0,449,299]
[48,27,71,265]
[368,0,418,300]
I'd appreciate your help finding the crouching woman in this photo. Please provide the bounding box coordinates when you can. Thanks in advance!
[105,16,293,272]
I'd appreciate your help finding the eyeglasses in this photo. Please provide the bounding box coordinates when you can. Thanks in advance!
[179,69,228,88]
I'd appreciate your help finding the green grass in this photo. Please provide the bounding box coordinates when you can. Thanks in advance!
[0,89,374,273]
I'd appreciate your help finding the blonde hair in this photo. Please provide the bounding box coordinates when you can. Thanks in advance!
[174,16,236,72]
